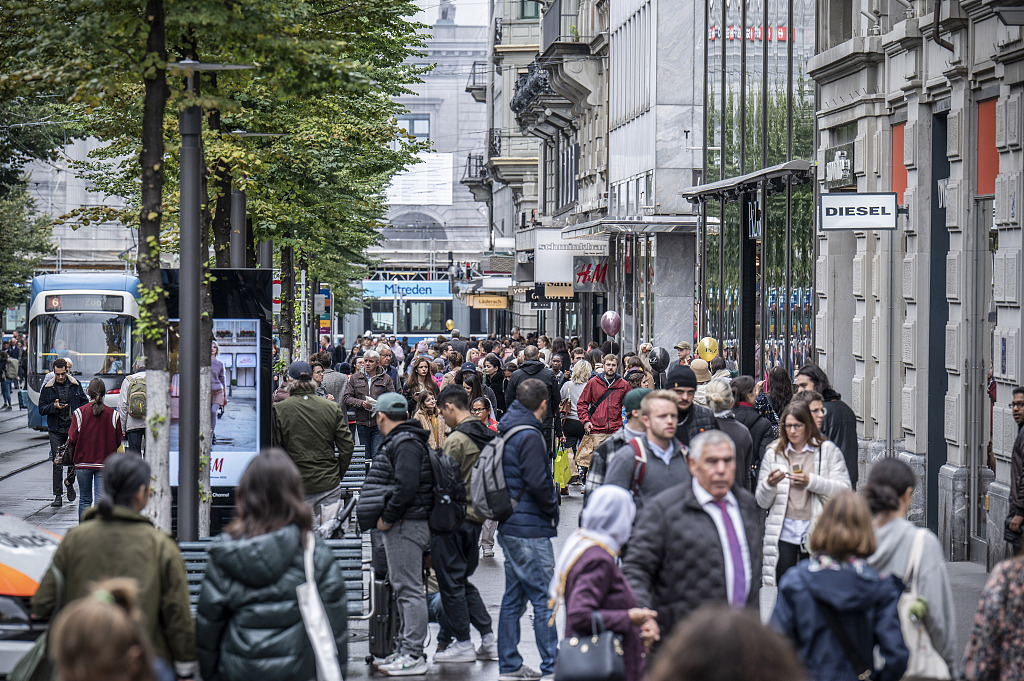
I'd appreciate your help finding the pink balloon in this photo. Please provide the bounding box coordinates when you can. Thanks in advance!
[600,310,621,336]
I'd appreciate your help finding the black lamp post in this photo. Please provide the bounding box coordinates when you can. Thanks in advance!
[168,59,253,542]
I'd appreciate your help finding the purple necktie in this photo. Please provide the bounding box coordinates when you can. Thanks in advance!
[713,499,746,608]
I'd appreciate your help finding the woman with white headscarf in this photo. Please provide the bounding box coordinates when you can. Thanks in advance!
[549,485,659,681]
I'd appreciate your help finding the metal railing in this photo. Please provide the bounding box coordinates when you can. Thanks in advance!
[542,0,591,51]
[467,60,488,91]
[462,153,487,181]
[488,128,502,158]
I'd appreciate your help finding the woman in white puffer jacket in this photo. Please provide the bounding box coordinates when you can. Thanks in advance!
[757,399,851,588]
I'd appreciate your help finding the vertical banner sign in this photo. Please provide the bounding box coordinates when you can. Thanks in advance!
[573,256,609,293]
[319,287,331,332]
[272,278,282,313]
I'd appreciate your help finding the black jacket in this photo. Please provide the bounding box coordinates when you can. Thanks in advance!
[197,525,347,681]
[505,360,560,433]
[715,412,753,492]
[622,480,762,640]
[485,373,508,416]
[38,375,88,433]
[1012,422,1024,517]
[732,403,774,488]
[821,390,859,488]
[378,420,433,524]
[676,403,719,446]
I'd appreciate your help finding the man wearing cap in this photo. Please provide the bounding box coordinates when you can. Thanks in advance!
[675,341,692,366]
[665,364,719,447]
[366,393,434,676]
[272,361,355,529]
[583,387,651,504]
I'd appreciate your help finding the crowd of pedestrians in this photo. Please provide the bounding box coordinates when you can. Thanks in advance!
[25,328,1024,681]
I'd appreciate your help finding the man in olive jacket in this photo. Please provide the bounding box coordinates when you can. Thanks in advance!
[432,385,498,662]
[272,361,354,529]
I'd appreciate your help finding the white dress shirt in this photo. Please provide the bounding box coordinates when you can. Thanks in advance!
[692,478,751,605]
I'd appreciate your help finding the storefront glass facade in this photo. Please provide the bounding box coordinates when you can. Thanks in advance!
[699,0,816,377]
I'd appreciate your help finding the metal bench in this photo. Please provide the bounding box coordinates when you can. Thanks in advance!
[179,500,366,618]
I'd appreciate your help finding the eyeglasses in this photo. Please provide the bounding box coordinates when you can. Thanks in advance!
[784,422,806,430]
[1011,402,1024,409]
[471,407,486,414]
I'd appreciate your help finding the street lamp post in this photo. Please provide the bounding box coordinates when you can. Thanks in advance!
[226,131,284,269]
[169,59,253,542]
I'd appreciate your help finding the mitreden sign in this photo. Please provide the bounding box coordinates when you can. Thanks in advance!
[819,192,898,231]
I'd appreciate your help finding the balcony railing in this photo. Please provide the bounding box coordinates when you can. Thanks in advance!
[466,61,488,102]
[541,0,592,52]
[462,153,487,181]
[488,128,502,158]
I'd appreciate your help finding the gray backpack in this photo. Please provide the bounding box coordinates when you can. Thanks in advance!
[470,424,540,522]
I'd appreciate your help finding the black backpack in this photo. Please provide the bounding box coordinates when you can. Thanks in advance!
[427,448,466,534]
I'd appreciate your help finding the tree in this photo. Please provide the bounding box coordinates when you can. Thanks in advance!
[0,186,53,308]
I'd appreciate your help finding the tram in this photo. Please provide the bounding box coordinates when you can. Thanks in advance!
[26,273,141,431]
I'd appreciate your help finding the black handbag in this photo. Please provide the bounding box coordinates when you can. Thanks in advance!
[554,611,625,681]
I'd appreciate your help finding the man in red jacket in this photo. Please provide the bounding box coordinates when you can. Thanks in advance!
[577,354,630,451]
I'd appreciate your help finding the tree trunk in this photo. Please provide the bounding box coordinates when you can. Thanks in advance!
[280,244,294,366]
[139,0,171,532]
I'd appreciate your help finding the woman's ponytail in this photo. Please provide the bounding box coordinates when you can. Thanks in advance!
[87,377,106,417]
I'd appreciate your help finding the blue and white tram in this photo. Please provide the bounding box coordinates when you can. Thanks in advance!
[27,273,141,430]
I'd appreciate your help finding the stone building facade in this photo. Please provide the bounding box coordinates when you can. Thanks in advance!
[810,0,1024,565]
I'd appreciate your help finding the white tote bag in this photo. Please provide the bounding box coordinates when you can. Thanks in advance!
[898,529,951,681]
[296,532,345,681]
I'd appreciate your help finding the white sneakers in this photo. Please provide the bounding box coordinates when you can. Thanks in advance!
[477,632,499,661]
[378,654,428,676]
[433,639,477,662]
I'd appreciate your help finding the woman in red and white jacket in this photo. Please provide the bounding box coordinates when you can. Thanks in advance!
[68,378,124,520]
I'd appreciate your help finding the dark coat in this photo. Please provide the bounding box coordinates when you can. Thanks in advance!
[1012,422,1024,517]
[715,411,753,492]
[732,403,774,489]
[622,480,762,639]
[772,558,908,681]
[38,374,88,433]
[342,369,396,425]
[378,420,434,524]
[497,400,559,538]
[485,372,508,416]
[821,391,859,488]
[676,402,719,446]
[505,360,560,432]
[565,546,645,681]
[197,525,348,681]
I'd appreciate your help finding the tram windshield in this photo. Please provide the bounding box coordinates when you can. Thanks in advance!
[31,313,134,376]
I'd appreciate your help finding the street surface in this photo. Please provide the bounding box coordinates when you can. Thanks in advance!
[0,408,994,677]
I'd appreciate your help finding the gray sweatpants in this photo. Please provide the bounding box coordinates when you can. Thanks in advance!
[381,519,430,657]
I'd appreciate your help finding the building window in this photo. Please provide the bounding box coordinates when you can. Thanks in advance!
[521,0,539,19]
[396,114,430,141]
[818,0,853,50]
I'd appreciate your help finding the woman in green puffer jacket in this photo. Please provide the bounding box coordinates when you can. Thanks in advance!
[197,450,348,681]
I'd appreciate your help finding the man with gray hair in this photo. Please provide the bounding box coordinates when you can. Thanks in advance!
[622,429,762,642]
[343,349,395,458]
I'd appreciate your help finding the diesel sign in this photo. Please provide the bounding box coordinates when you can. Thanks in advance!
[819,192,898,231]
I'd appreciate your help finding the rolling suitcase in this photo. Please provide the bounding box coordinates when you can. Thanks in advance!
[367,578,401,663]
[17,390,28,410]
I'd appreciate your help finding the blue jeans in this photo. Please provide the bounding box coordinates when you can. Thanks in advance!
[1,378,10,406]
[356,423,383,459]
[496,533,557,675]
[75,469,102,521]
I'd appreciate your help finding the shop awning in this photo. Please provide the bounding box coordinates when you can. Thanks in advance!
[561,215,700,239]
[679,159,814,203]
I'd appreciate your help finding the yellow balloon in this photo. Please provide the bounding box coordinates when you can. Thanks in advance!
[697,337,719,362]
[445,319,454,331]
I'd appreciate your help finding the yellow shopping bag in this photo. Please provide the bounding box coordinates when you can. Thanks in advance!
[553,446,571,488]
